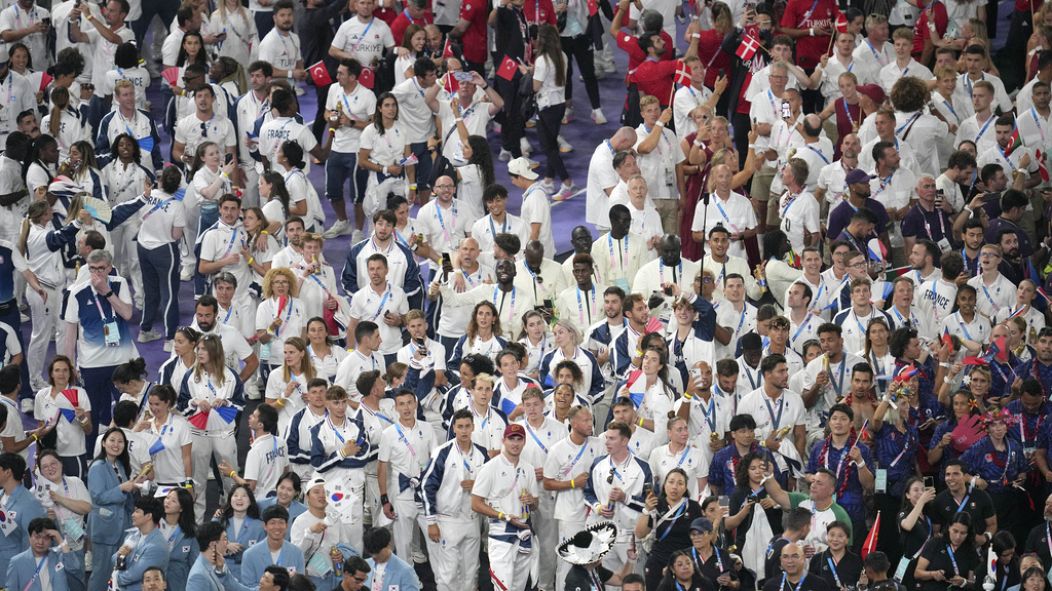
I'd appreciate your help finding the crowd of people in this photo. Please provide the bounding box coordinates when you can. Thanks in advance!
[5,0,1052,590]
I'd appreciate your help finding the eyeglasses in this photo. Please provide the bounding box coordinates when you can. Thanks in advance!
[606,468,615,485]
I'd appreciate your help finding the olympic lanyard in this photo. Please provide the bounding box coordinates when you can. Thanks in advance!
[780,573,807,591]
[826,554,843,588]
[781,193,798,219]
[455,442,474,475]
[659,260,683,285]
[743,364,760,390]
[805,144,830,165]
[767,90,779,120]
[821,440,848,481]
[800,0,822,24]
[222,306,235,326]
[870,352,885,383]
[141,190,181,222]
[829,357,847,398]
[657,501,687,541]
[395,423,418,462]
[892,306,914,330]
[91,289,113,323]
[916,205,946,240]
[576,287,597,326]
[492,286,515,321]
[273,298,295,337]
[946,544,960,577]
[981,282,1000,309]
[866,40,888,66]
[956,313,973,341]
[559,441,590,478]
[328,417,347,444]
[888,430,912,468]
[489,215,509,241]
[714,199,741,233]
[609,456,628,484]
[369,284,392,321]
[791,315,813,344]
[22,556,48,591]
[976,115,995,144]
[341,88,355,118]
[434,201,457,244]
[362,402,394,426]
[525,422,549,454]
[942,99,959,123]
[221,227,241,258]
[473,405,490,432]
[1031,108,1047,144]
[852,311,867,338]
[700,396,717,433]
[896,112,921,136]
[608,234,628,272]
[764,396,785,431]
[842,98,856,129]
[352,18,375,50]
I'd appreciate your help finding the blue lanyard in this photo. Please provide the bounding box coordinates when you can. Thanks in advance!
[434,201,457,243]
[608,234,628,271]
[946,544,959,576]
[826,555,843,588]
[956,313,974,341]
[764,396,784,431]
[489,215,508,240]
[370,284,392,321]
[781,194,798,218]
[781,573,807,591]
[896,112,921,135]
[492,286,515,319]
[273,297,295,337]
[659,260,683,284]
[805,144,830,165]
[976,115,995,143]
[657,501,687,541]
[700,396,717,433]
[328,417,347,444]
[221,227,241,258]
[525,422,549,454]
[576,287,597,325]
[829,357,847,398]
[560,441,590,477]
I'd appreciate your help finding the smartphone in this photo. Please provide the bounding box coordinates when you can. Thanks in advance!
[781,100,791,120]
[663,284,674,296]
[453,70,473,82]
[935,188,944,207]
[923,476,934,489]
[40,17,50,26]
[224,153,234,165]
[642,482,654,497]
[543,299,554,311]
[440,252,452,282]
[718,495,730,508]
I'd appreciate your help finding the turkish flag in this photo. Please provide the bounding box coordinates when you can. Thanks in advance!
[496,56,519,81]
[587,0,598,16]
[359,68,375,89]
[308,61,332,87]
[834,13,848,33]
[442,39,456,59]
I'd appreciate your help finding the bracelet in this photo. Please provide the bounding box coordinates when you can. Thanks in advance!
[682,392,693,400]
[943,376,953,384]
[498,511,506,521]
[455,117,464,122]
[260,230,269,235]
[31,433,38,442]
[329,128,338,134]
[383,165,389,175]
[247,257,255,266]
[638,418,645,427]
[101,291,114,299]
[938,362,950,368]
[228,470,237,478]
[409,184,418,191]
[655,121,665,128]
[691,32,700,39]
[380,494,390,505]
[570,478,575,489]
[221,172,229,179]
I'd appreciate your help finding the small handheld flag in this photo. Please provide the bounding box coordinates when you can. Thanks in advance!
[736,34,761,61]
[496,56,519,81]
[308,61,333,87]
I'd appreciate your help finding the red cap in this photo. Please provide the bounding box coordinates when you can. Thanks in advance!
[504,424,526,440]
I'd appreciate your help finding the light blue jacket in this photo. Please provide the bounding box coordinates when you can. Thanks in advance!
[115,528,170,591]
[187,555,253,591]
[6,548,69,591]
[365,554,420,591]
[239,540,305,588]
[87,460,134,546]
[0,485,45,578]
[165,524,199,591]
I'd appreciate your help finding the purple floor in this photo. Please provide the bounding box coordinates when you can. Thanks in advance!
[41,58,630,375]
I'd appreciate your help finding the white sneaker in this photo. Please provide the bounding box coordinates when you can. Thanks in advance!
[323,219,353,238]
[163,340,174,352]
[557,135,574,153]
[137,329,163,343]
[553,183,579,201]
[592,109,608,125]
[180,267,193,281]
[350,229,364,244]
[499,148,513,162]
[539,179,556,194]
[520,137,533,156]
[20,398,33,413]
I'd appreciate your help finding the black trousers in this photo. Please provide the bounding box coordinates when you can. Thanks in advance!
[561,33,601,110]
[494,74,525,156]
[537,103,568,181]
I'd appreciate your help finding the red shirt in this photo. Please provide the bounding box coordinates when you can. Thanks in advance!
[631,58,677,106]
[523,0,557,27]
[1017,0,1043,13]
[913,1,948,57]
[697,29,732,85]
[615,30,675,74]
[373,6,398,25]
[459,0,489,64]
[390,9,433,46]
[779,0,839,69]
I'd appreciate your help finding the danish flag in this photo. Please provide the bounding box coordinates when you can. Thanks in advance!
[736,34,761,61]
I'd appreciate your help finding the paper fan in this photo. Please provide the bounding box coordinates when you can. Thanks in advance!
[82,196,112,224]
[61,389,79,407]
[58,408,76,422]
[188,412,209,430]
[215,405,238,424]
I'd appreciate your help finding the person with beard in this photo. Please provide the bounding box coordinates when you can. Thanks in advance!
[632,235,700,323]
[955,218,985,278]
[995,228,1032,287]
[591,206,647,296]
[562,227,599,286]
[936,150,977,214]
[815,133,862,213]
[984,191,1035,259]
[826,169,890,244]
[700,225,762,302]
[342,210,423,309]
[436,258,537,341]
[191,296,259,384]
[902,177,956,254]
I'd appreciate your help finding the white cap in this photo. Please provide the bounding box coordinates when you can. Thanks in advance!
[508,157,538,181]
[306,476,326,491]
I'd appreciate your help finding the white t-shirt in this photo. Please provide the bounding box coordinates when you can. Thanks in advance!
[391,77,437,144]
[325,83,377,154]
[33,387,91,455]
[86,24,135,89]
[331,16,396,68]
[244,433,290,501]
[257,28,302,73]
[777,191,821,253]
[520,183,556,256]
[533,54,565,110]
[348,283,410,355]
[359,124,408,167]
